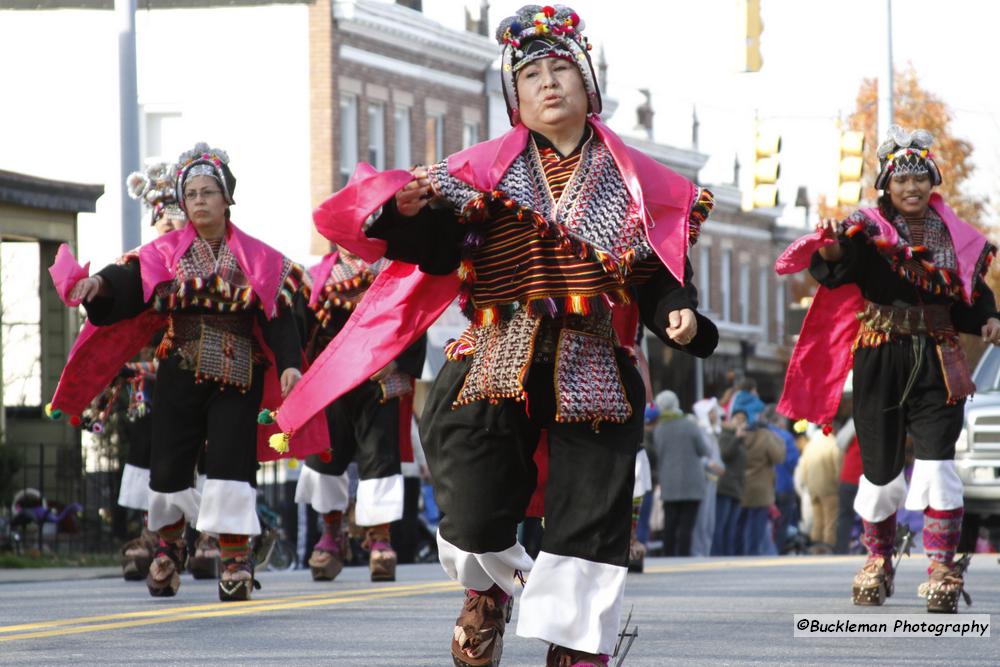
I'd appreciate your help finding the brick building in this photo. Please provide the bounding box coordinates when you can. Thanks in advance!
[308,0,495,253]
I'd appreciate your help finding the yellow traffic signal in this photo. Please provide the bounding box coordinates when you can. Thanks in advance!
[745,0,763,72]
[752,131,781,208]
[837,130,865,205]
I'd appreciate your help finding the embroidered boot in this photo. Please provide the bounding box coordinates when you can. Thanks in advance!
[146,518,186,597]
[852,516,896,606]
[308,511,346,581]
[189,532,221,579]
[920,507,967,613]
[364,523,397,582]
[545,645,610,667]
[146,539,185,597]
[218,534,259,601]
[120,527,158,581]
[451,585,512,667]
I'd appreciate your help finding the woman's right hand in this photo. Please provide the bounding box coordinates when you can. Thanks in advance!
[69,275,104,303]
[395,166,432,217]
[816,218,844,262]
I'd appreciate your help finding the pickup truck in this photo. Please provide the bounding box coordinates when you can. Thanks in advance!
[957,344,1000,549]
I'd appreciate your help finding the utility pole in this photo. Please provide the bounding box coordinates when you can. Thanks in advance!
[877,0,894,142]
[117,0,140,252]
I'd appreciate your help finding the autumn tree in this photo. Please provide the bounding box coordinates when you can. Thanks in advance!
[819,66,985,228]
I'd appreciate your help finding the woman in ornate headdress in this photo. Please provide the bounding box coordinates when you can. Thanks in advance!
[275,5,717,663]
[292,247,426,583]
[777,125,1000,613]
[49,143,322,601]
[111,161,189,581]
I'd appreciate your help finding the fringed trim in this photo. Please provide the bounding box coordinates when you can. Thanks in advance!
[843,220,964,299]
[156,273,257,314]
[688,187,714,247]
[444,328,477,361]
[852,328,893,351]
[456,189,641,280]
[462,289,630,324]
[310,270,374,327]
[451,386,527,408]
[277,262,306,309]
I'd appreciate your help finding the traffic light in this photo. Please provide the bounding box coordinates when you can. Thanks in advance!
[745,0,763,72]
[752,131,781,208]
[837,130,865,205]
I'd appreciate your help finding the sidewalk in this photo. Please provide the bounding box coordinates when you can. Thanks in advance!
[0,566,119,585]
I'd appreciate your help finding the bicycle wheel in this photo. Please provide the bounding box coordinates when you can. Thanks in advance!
[266,539,298,571]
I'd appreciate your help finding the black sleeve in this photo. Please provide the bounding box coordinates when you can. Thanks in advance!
[635,259,718,358]
[85,259,151,325]
[365,198,465,275]
[394,333,427,378]
[808,234,868,288]
[951,278,1000,335]
[290,289,319,349]
[259,308,302,374]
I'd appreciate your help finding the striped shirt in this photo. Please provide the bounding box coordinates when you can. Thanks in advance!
[468,136,660,316]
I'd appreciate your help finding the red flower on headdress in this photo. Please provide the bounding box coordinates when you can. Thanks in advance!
[543,6,556,18]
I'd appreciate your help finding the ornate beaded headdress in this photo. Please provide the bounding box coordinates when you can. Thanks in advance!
[125,161,182,226]
[875,125,942,190]
[175,142,236,209]
[496,4,601,125]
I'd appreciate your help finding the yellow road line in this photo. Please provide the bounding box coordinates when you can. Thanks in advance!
[1,557,863,643]
[0,581,461,641]
[644,555,859,574]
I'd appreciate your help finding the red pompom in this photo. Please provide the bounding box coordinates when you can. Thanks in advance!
[822,424,833,436]
[543,6,556,18]
[569,12,580,25]
[69,415,82,427]
[319,450,332,463]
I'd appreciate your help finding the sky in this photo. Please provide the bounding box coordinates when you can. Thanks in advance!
[425,0,1000,228]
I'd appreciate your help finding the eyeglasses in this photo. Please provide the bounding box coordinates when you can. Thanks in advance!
[184,188,222,201]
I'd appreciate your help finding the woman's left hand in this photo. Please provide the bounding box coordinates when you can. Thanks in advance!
[983,317,1000,346]
[666,308,697,346]
[280,368,302,398]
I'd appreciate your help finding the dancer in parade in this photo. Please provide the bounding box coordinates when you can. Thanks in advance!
[273,5,717,663]
[777,125,1000,613]
[109,162,188,580]
[48,143,323,601]
[294,247,426,582]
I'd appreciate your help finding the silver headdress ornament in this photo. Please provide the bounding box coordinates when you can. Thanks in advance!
[175,142,236,209]
[874,124,942,190]
[496,4,601,125]
[126,161,182,226]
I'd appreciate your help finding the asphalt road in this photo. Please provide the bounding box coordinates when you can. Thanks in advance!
[0,555,997,666]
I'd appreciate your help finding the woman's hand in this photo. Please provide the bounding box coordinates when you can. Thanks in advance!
[280,368,302,398]
[666,308,697,346]
[370,360,397,382]
[395,166,432,217]
[982,318,1000,346]
[816,218,844,262]
[69,275,105,303]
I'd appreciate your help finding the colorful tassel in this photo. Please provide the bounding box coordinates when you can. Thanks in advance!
[268,432,290,454]
[257,409,275,425]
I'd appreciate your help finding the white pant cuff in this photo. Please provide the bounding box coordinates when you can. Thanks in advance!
[148,487,200,531]
[853,472,907,523]
[294,466,349,513]
[196,479,261,536]
[516,551,627,655]
[437,530,534,597]
[904,459,964,511]
[117,463,150,511]
[355,474,404,526]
